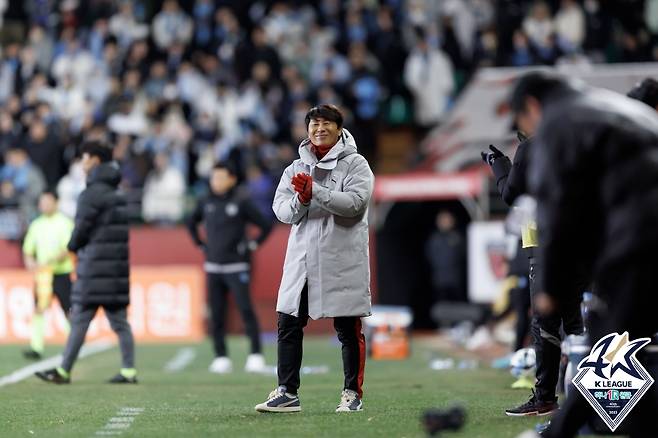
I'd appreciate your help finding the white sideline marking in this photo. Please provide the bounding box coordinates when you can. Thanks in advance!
[163,347,196,373]
[0,339,115,387]
[94,407,144,437]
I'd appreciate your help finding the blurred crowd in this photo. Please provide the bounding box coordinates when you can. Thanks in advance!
[0,0,657,237]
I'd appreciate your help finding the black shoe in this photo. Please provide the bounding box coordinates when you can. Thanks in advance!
[108,373,138,384]
[35,368,70,384]
[505,391,558,417]
[255,386,301,413]
[23,349,42,360]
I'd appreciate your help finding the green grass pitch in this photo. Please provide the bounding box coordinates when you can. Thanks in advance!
[0,336,597,437]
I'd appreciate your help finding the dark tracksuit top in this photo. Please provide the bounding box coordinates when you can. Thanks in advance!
[186,187,273,358]
[186,188,273,273]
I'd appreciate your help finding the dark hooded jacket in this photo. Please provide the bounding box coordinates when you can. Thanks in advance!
[68,162,129,306]
[529,83,658,306]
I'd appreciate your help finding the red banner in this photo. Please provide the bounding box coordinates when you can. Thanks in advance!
[0,266,205,344]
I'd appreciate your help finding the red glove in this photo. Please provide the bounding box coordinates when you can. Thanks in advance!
[291,173,312,205]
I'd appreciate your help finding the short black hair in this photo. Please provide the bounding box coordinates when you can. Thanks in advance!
[304,104,344,128]
[212,161,238,177]
[80,140,113,163]
[509,71,570,114]
[40,190,58,200]
[627,78,658,108]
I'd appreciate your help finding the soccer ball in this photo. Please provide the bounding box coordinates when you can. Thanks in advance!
[510,348,536,378]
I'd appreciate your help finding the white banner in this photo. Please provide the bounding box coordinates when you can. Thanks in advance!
[467,221,507,303]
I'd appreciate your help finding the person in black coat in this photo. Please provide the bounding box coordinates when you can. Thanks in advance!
[425,210,466,305]
[511,71,658,438]
[187,162,272,374]
[36,140,136,385]
[483,132,585,417]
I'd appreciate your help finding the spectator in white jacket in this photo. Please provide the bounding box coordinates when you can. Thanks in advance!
[554,0,585,51]
[404,30,455,128]
[523,1,554,51]
[142,151,186,223]
[109,1,149,48]
[51,38,95,89]
[152,0,193,51]
[57,160,86,219]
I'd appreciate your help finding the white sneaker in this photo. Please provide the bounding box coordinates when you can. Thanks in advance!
[209,357,232,374]
[335,389,363,412]
[244,353,266,373]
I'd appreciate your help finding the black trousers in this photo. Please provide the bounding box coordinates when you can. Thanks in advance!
[277,284,366,397]
[529,257,585,401]
[52,274,72,316]
[207,272,261,357]
[511,281,531,352]
[545,256,658,438]
[34,274,72,316]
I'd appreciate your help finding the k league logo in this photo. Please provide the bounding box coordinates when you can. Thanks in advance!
[573,332,654,431]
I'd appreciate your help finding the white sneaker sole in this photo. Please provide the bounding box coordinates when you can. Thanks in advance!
[505,411,538,417]
[505,409,556,417]
[255,404,301,413]
[336,401,363,412]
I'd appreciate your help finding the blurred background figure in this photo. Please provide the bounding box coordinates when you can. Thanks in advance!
[56,159,86,219]
[404,27,455,135]
[22,191,74,360]
[1,146,46,221]
[186,162,272,374]
[425,210,466,307]
[142,151,185,224]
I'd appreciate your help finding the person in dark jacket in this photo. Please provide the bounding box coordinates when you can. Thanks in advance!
[36,140,136,385]
[187,162,272,374]
[23,119,65,189]
[511,71,658,438]
[425,210,466,305]
[482,132,585,417]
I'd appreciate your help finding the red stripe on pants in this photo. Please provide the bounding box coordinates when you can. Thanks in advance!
[356,318,366,398]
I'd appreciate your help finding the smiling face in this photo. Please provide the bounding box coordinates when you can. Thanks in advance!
[307,117,341,147]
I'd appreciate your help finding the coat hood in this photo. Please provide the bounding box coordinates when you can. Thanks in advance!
[88,162,121,187]
[298,129,358,170]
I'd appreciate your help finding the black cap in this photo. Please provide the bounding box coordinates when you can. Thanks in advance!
[627,78,658,108]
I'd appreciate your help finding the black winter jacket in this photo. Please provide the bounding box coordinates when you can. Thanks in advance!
[491,138,531,206]
[186,188,272,265]
[68,162,129,306]
[529,84,658,302]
